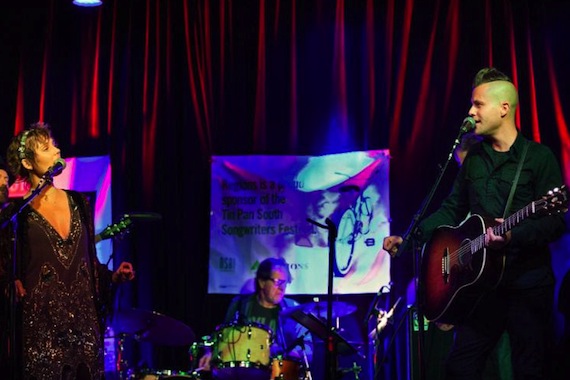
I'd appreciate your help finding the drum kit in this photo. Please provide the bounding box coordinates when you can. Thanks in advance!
[109,300,361,380]
[106,309,197,379]
[200,321,310,380]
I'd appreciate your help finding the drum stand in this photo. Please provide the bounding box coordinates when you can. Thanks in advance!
[301,346,313,380]
[105,332,130,380]
[115,334,129,380]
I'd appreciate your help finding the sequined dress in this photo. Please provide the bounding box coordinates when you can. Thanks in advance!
[21,193,103,379]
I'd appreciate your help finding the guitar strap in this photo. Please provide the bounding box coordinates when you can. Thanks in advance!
[502,140,530,218]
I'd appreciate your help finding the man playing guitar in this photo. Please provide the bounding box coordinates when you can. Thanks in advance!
[383,67,567,379]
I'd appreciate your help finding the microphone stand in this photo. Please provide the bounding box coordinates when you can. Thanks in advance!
[301,346,313,380]
[2,176,55,380]
[393,127,469,380]
[306,217,338,380]
[363,284,389,377]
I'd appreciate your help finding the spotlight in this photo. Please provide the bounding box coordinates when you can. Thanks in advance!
[73,0,102,6]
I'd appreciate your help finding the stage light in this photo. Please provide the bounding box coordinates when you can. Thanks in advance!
[73,0,102,6]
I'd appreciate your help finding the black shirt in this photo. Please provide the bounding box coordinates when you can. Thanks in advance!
[418,133,566,289]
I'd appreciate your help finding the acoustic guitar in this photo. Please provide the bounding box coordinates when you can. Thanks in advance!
[421,185,568,325]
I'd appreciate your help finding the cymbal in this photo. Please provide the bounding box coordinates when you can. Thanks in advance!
[282,301,356,320]
[112,308,195,346]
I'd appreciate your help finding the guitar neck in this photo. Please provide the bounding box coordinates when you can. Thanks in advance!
[471,199,542,252]
[94,216,132,244]
[493,200,536,236]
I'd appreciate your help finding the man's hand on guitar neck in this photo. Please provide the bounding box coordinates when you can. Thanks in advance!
[485,218,512,250]
[383,235,403,257]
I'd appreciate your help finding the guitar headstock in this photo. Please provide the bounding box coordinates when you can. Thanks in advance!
[540,185,568,215]
[96,215,133,243]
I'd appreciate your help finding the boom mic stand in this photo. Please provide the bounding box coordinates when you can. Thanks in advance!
[2,175,56,380]
[392,124,473,380]
[306,217,338,380]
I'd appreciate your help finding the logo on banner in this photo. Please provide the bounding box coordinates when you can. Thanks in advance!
[218,257,236,272]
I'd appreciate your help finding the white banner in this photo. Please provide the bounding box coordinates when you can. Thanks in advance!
[208,151,391,294]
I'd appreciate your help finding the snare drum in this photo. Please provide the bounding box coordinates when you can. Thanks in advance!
[270,356,305,380]
[211,322,272,380]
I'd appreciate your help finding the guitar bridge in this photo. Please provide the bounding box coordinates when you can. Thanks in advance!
[442,247,449,284]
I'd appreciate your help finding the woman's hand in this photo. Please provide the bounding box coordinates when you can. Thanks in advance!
[15,279,26,300]
[112,262,135,283]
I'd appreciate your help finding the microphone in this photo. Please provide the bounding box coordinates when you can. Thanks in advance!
[459,116,476,134]
[42,158,66,181]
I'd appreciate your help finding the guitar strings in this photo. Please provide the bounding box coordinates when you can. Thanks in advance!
[444,200,540,262]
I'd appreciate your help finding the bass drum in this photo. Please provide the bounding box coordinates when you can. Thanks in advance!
[211,322,272,380]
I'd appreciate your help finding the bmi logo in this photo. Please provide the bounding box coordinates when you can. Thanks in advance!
[219,257,236,272]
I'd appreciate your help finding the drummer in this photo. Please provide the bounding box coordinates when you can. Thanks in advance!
[200,257,313,370]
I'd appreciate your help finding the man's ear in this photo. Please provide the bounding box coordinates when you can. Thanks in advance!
[500,101,510,118]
